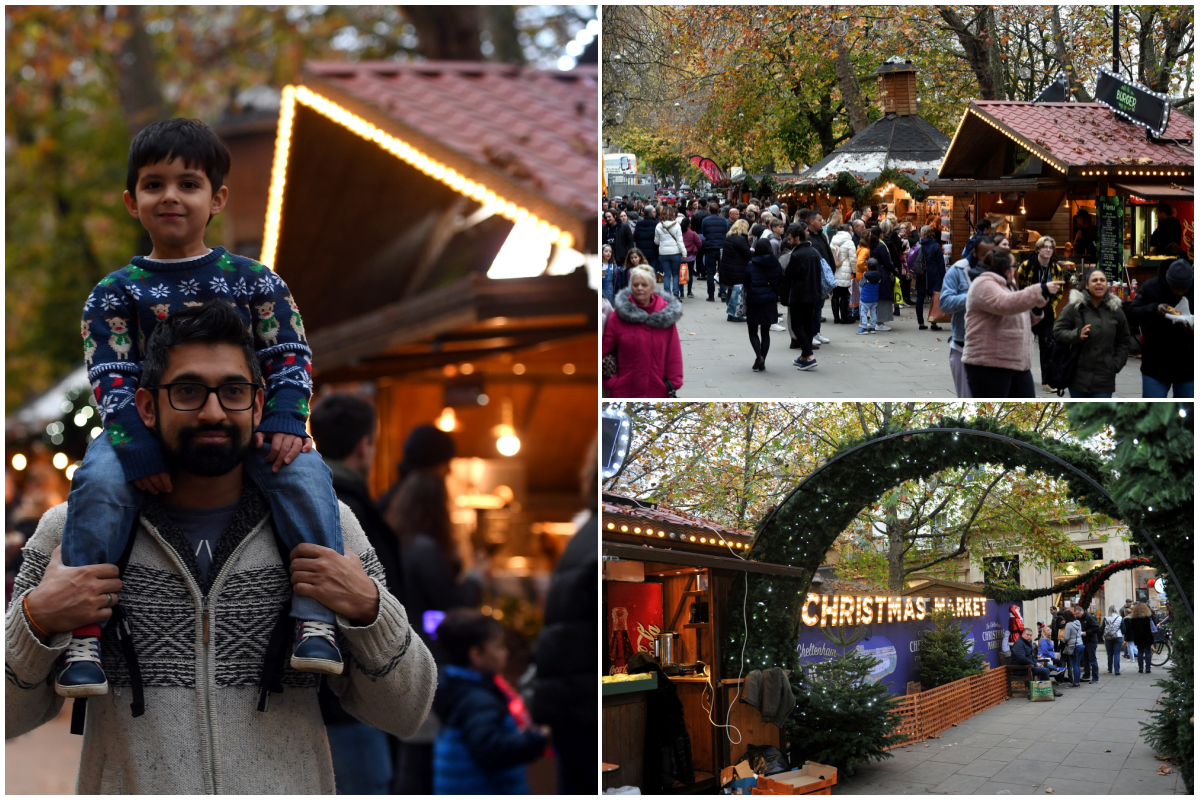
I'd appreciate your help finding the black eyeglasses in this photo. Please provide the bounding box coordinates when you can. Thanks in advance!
[149,382,259,411]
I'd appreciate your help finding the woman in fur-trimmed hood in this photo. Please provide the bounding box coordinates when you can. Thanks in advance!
[1052,267,1130,398]
[602,264,684,398]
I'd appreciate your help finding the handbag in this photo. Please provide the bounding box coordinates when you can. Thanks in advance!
[928,291,951,323]
[894,279,904,304]
[734,285,747,319]
[679,262,688,285]
[1045,337,1080,396]
[664,378,677,398]
[602,349,618,379]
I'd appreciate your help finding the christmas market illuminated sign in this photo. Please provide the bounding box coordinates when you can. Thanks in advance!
[799,593,988,627]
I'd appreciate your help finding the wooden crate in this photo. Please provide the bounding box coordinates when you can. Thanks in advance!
[752,763,838,795]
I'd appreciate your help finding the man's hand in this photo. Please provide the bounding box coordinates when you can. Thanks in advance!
[253,432,314,473]
[289,543,379,625]
[133,472,173,494]
[23,546,123,640]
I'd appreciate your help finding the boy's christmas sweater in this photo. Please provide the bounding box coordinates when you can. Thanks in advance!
[83,247,313,481]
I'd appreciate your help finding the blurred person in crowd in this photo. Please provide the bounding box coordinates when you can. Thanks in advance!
[531,439,598,794]
[384,464,481,794]
[311,393,405,795]
[432,609,549,795]
[1128,258,1193,398]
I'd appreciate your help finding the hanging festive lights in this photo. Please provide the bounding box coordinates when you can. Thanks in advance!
[260,84,576,271]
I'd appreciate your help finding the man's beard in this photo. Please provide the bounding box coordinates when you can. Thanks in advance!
[158,421,249,477]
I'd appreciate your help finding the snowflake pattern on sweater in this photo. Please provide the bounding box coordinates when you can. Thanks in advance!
[82,247,312,482]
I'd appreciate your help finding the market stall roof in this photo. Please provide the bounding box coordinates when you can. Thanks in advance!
[788,114,950,190]
[266,60,598,379]
[1113,183,1194,200]
[6,364,88,437]
[602,495,755,552]
[938,101,1195,179]
[903,578,987,596]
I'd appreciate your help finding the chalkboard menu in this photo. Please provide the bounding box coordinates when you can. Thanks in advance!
[1097,196,1124,282]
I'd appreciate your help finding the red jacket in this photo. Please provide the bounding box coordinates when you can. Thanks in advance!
[602,290,684,398]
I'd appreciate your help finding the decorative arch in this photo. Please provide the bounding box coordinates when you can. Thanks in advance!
[725,418,1191,677]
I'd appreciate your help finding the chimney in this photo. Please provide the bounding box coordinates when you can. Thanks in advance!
[876,57,918,116]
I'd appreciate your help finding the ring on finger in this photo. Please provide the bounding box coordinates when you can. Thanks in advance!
[105,592,114,608]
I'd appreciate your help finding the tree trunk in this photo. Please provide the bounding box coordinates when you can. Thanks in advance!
[833,24,869,134]
[936,5,999,100]
[1051,6,1095,102]
[483,5,523,64]
[886,521,907,591]
[736,406,758,529]
[115,6,165,139]
[404,6,484,60]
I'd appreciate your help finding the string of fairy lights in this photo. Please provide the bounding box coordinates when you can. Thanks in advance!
[260,83,577,271]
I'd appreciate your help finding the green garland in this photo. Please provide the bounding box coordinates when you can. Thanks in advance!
[982,558,1151,605]
[779,168,929,206]
[723,415,1119,692]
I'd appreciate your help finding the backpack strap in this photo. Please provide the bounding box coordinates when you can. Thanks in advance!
[257,525,296,712]
[71,512,145,735]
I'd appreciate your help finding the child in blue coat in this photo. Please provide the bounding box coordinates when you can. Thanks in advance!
[432,609,549,794]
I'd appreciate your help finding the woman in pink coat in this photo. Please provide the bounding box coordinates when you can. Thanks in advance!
[602,264,684,398]
[963,247,1064,397]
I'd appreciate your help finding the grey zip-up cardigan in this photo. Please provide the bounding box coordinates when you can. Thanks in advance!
[5,487,436,794]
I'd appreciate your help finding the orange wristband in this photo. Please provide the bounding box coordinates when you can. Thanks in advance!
[22,595,49,638]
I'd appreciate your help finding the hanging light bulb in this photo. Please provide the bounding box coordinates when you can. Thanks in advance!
[435,407,457,432]
[493,397,521,456]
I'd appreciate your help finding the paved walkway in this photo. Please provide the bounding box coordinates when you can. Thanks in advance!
[834,662,1185,795]
[672,289,1143,398]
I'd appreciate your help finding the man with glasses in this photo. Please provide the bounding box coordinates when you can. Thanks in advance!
[7,300,435,792]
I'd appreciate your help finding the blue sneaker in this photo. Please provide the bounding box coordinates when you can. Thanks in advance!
[796,358,818,371]
[55,635,108,698]
[855,327,870,335]
[291,620,343,675]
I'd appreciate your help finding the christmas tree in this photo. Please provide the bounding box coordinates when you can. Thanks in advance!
[107,423,133,447]
[914,606,985,689]
[788,625,905,777]
[125,265,152,281]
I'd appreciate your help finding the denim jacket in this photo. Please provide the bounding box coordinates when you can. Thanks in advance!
[939,257,973,345]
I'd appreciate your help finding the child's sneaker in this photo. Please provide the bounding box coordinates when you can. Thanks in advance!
[291,620,344,675]
[55,634,108,698]
[869,327,878,334]
[855,327,870,335]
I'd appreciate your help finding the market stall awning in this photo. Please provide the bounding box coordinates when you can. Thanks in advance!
[1113,183,1194,200]
[603,541,821,580]
[939,101,1195,179]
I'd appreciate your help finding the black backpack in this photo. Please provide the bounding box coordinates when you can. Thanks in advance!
[1044,338,1080,397]
[911,244,927,276]
[71,512,296,734]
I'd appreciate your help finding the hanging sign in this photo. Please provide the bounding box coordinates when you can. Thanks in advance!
[1096,195,1125,281]
[1094,68,1171,137]
[1034,73,1068,103]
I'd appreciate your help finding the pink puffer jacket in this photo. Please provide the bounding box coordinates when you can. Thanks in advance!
[962,271,1049,371]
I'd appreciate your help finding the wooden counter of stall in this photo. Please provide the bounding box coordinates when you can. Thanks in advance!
[601,498,820,793]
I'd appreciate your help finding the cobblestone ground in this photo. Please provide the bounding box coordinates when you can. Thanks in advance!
[671,289,1144,399]
[834,661,1186,795]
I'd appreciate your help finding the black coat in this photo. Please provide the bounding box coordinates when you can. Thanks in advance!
[808,228,834,271]
[1125,615,1156,649]
[1127,262,1194,383]
[691,208,709,233]
[320,461,404,726]
[614,221,636,266]
[744,253,783,306]
[1011,636,1039,667]
[627,653,694,789]
[784,240,824,305]
[530,515,597,793]
[701,211,728,249]
[1079,612,1101,645]
[602,222,619,250]
[635,216,660,261]
[719,234,752,286]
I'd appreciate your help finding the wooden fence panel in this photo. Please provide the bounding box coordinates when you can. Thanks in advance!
[886,666,1010,748]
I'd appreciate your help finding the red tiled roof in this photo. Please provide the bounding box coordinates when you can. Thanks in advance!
[304,61,597,219]
[972,101,1194,168]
